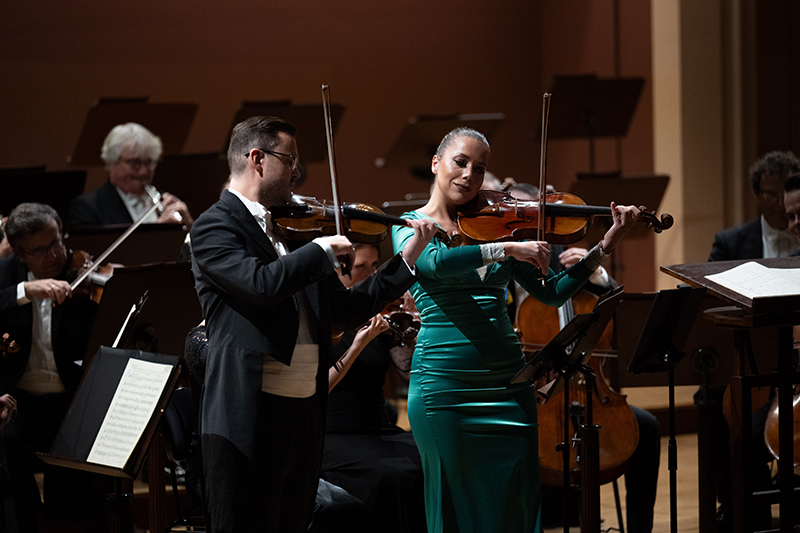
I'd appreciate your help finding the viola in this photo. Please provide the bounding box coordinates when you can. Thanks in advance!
[456,189,673,245]
[64,249,114,304]
[270,194,459,248]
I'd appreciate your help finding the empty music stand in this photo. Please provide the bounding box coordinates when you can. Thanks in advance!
[512,286,623,533]
[68,97,197,167]
[0,168,86,222]
[84,262,202,363]
[224,100,345,163]
[380,113,505,180]
[546,75,644,172]
[155,152,230,217]
[627,285,707,533]
[568,174,670,240]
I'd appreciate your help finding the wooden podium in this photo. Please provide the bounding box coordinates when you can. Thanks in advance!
[661,257,800,533]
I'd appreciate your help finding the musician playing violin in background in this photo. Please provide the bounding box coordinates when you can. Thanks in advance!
[0,203,100,533]
[504,182,661,533]
[322,243,427,533]
[68,122,193,229]
[392,127,641,533]
[190,115,437,533]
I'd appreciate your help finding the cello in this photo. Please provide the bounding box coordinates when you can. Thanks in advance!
[515,285,640,486]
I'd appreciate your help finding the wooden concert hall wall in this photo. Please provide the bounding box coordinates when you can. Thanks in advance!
[0,1,656,290]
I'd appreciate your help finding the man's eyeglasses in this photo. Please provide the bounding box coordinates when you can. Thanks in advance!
[759,189,783,203]
[21,238,64,261]
[120,158,158,170]
[247,149,298,172]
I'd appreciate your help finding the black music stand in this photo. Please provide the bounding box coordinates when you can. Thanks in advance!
[0,169,86,222]
[379,113,505,180]
[68,97,197,167]
[38,345,181,533]
[65,223,188,266]
[155,152,230,217]
[545,75,644,172]
[512,286,623,533]
[568,174,670,240]
[224,100,345,163]
[627,285,707,533]
[83,262,202,364]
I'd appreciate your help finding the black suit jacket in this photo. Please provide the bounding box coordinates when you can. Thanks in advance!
[191,190,416,460]
[68,181,133,228]
[708,218,763,262]
[0,254,98,395]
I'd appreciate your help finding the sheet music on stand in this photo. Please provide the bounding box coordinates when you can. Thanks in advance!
[38,346,180,479]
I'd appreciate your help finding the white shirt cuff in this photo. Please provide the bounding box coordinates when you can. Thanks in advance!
[16,282,29,305]
[480,243,506,266]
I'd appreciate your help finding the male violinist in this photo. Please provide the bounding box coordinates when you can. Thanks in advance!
[0,203,99,532]
[190,115,437,533]
[68,122,193,229]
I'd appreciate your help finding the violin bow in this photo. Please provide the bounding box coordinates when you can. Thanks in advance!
[535,93,552,281]
[322,84,351,275]
[537,92,551,242]
[322,85,345,236]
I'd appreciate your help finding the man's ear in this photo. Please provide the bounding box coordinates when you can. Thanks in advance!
[11,248,27,267]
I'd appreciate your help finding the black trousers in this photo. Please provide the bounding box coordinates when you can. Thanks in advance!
[203,392,324,533]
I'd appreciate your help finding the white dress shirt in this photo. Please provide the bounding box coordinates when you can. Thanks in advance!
[115,187,158,223]
[14,273,67,395]
[761,215,800,258]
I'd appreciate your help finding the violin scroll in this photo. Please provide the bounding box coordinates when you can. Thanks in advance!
[637,207,674,234]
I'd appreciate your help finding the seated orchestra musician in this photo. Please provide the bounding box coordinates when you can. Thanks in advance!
[701,150,800,532]
[322,243,427,533]
[68,122,193,229]
[0,203,102,533]
[506,182,661,533]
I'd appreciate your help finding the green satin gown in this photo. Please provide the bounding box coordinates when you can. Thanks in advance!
[393,212,594,533]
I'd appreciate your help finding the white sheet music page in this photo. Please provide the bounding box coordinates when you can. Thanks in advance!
[705,261,800,300]
[87,358,172,469]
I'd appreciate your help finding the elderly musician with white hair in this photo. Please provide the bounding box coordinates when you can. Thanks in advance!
[68,122,193,228]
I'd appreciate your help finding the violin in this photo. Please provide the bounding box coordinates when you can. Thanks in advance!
[380,296,421,347]
[0,333,19,359]
[271,194,459,248]
[456,189,673,245]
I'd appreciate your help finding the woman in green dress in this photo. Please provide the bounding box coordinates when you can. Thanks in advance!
[392,128,640,533]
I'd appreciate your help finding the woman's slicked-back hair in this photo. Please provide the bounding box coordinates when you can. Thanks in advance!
[435,127,490,159]
[227,116,297,176]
